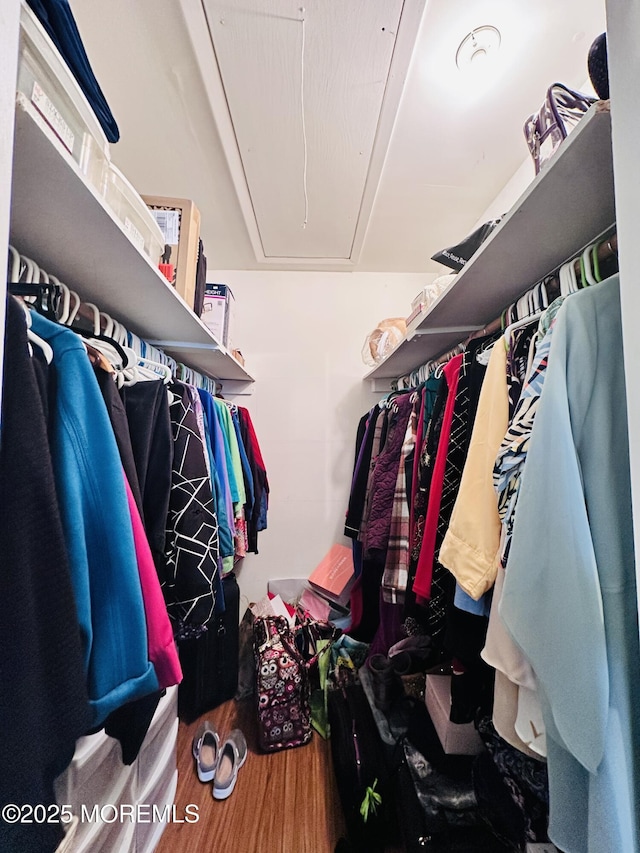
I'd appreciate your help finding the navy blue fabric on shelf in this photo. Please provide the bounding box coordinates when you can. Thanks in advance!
[26,0,120,142]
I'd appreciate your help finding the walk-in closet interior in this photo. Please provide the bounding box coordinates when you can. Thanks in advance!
[2,1,640,851]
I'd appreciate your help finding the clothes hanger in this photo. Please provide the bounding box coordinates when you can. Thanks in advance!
[581,246,598,287]
[21,255,38,288]
[502,312,543,346]
[531,279,549,313]
[136,357,172,383]
[114,321,130,348]
[540,279,550,308]
[516,290,532,321]
[8,245,21,284]
[48,274,81,327]
[17,297,54,364]
[101,312,115,338]
[433,361,447,380]
[50,275,70,324]
[76,301,139,373]
[591,243,603,283]
[7,247,54,362]
[559,260,579,296]
[9,250,60,319]
[66,288,81,324]
[121,352,172,386]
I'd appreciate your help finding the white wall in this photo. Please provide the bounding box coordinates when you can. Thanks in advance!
[606,0,640,617]
[211,270,427,606]
[472,78,596,229]
[472,157,534,227]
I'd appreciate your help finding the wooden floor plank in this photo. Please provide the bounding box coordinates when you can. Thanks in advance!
[155,698,346,853]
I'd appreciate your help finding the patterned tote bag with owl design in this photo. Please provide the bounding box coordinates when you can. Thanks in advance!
[254,615,313,752]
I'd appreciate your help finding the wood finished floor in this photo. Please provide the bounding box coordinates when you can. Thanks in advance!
[155,698,347,853]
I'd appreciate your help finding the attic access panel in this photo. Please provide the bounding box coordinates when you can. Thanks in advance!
[198,0,422,264]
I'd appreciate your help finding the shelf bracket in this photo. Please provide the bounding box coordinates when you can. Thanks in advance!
[410,325,484,337]
[147,340,220,350]
[369,377,395,394]
[217,380,255,396]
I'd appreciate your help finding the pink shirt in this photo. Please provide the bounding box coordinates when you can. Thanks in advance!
[124,474,182,689]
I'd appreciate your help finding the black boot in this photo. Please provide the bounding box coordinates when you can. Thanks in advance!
[367,654,403,713]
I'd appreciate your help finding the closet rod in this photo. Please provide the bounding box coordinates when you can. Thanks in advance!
[404,230,619,380]
[7,249,223,387]
[464,230,618,349]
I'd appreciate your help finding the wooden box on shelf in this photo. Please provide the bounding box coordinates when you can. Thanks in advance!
[142,195,201,310]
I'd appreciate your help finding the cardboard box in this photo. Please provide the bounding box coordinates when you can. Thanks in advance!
[308,544,355,608]
[201,283,235,348]
[425,674,484,755]
[142,195,201,310]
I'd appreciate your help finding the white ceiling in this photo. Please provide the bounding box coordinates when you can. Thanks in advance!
[71,0,606,273]
[192,0,416,264]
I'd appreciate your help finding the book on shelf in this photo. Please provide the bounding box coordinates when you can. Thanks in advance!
[298,585,350,624]
[307,544,355,608]
[405,302,425,326]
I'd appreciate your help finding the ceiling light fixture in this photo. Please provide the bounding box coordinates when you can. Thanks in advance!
[455,26,501,71]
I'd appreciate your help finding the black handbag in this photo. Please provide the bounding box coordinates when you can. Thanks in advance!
[177,572,240,722]
[328,683,396,853]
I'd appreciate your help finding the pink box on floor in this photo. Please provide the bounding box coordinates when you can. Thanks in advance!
[425,674,484,755]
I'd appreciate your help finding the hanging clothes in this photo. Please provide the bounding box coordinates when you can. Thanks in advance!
[0,297,90,853]
[214,398,247,510]
[412,353,463,601]
[164,380,219,640]
[438,342,509,600]
[358,406,388,546]
[351,397,410,646]
[237,405,269,553]
[382,394,420,602]
[198,388,235,562]
[347,406,388,640]
[345,406,380,542]
[364,392,414,560]
[96,367,181,759]
[124,475,182,689]
[484,313,560,758]
[31,310,159,726]
[500,276,640,853]
[434,339,497,718]
[94,365,144,515]
[231,406,255,559]
[403,374,444,632]
[120,378,174,576]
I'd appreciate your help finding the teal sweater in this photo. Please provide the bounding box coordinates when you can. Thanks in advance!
[31,313,158,726]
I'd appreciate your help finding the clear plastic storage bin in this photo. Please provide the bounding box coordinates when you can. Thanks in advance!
[54,730,133,816]
[137,685,178,790]
[136,769,179,853]
[135,716,179,853]
[103,163,165,264]
[17,2,110,195]
[73,771,136,853]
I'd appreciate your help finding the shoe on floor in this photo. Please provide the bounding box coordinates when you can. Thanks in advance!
[192,721,220,783]
[213,729,248,800]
